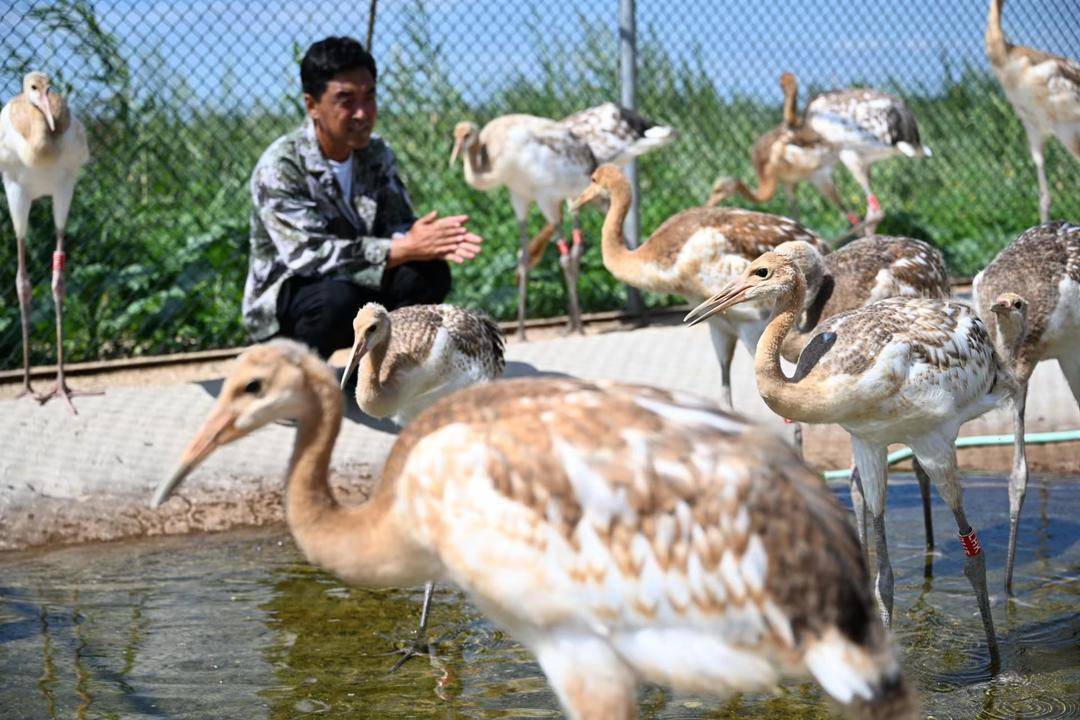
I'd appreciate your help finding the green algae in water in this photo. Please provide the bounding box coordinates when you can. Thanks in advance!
[1,476,1078,719]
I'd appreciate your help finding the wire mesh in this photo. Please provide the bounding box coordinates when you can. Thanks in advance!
[1,0,1078,370]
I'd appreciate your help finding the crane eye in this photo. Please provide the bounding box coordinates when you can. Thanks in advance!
[754,267,769,278]
[1012,301,1022,309]
[244,379,263,395]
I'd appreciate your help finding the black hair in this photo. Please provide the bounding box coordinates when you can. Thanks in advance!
[300,36,377,100]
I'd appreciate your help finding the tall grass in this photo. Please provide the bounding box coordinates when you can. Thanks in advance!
[1,0,1077,370]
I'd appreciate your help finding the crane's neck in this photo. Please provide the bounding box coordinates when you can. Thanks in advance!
[356,334,393,415]
[15,99,62,162]
[993,314,1029,379]
[752,274,827,421]
[461,140,497,190]
[986,0,1010,66]
[782,85,800,128]
[737,172,779,203]
[286,374,345,532]
[597,181,657,290]
[286,362,428,588]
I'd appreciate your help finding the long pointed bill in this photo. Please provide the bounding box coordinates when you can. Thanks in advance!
[339,337,367,390]
[32,92,55,132]
[449,137,463,167]
[683,279,754,327]
[150,406,240,508]
[570,184,601,213]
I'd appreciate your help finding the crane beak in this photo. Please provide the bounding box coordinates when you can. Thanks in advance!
[570,184,601,213]
[151,405,241,508]
[684,279,754,327]
[340,337,368,390]
[31,91,55,132]
[449,137,463,167]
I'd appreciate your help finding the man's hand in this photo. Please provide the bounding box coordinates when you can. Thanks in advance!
[389,211,484,267]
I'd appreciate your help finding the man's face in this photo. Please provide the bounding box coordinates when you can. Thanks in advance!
[305,67,377,152]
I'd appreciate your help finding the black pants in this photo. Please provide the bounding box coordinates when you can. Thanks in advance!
[275,260,451,358]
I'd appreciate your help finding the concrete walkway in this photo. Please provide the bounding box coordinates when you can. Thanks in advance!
[2,321,1077,551]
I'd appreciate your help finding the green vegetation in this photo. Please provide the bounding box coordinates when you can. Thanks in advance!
[2,0,1077,369]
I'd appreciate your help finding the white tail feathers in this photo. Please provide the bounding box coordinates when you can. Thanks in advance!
[804,630,917,719]
[626,125,677,158]
[896,141,932,158]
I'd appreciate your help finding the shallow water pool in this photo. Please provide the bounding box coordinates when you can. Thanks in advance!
[1,475,1078,719]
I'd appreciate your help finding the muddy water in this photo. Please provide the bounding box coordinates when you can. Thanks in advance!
[1,475,1077,719]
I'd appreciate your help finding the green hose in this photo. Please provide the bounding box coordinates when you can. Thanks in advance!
[821,429,1080,482]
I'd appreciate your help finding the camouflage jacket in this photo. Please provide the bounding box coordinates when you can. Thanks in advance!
[242,119,416,340]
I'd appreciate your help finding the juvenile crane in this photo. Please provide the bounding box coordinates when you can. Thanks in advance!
[340,302,505,427]
[686,253,1016,667]
[1,71,91,412]
[339,301,505,658]
[574,164,827,408]
[559,101,676,167]
[451,116,595,337]
[775,235,951,545]
[973,221,1080,594]
[152,340,916,720]
[986,0,1080,222]
[707,73,852,224]
[803,84,931,234]
[515,102,679,281]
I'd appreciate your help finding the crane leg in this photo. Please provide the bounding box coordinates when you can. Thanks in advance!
[516,218,530,341]
[4,184,36,400]
[388,581,437,671]
[558,217,585,335]
[36,228,101,414]
[1004,382,1029,595]
[909,434,1000,670]
[14,232,35,399]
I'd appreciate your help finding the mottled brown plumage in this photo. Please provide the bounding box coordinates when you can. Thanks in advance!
[575,165,827,407]
[986,0,1080,221]
[685,252,1012,666]
[451,115,596,337]
[782,236,950,362]
[973,221,1080,593]
[341,303,505,426]
[707,73,848,222]
[802,83,930,235]
[559,102,676,167]
[154,340,914,719]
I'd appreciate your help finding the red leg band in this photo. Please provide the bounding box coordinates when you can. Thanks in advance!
[556,239,569,257]
[959,529,982,557]
[783,417,794,424]
[53,252,66,272]
[868,194,881,213]
[572,228,583,246]
[847,213,861,225]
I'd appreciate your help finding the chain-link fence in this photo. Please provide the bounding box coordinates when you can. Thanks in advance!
[1,0,1078,371]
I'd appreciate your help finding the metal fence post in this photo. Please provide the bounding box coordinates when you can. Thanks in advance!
[619,0,645,317]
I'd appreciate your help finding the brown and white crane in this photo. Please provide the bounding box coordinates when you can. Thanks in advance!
[802,83,931,235]
[338,301,505,660]
[1,71,92,412]
[985,0,1080,222]
[775,235,952,545]
[686,252,1018,668]
[707,73,852,224]
[574,165,828,408]
[973,221,1080,594]
[152,339,915,720]
[451,115,596,338]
